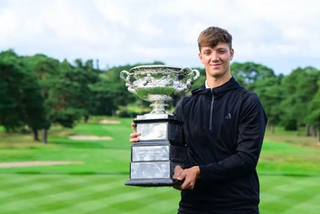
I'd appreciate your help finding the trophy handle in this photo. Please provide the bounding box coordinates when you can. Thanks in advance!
[120,70,131,82]
[180,68,200,83]
[120,70,136,94]
[183,68,200,87]
[191,69,200,81]
[173,68,200,95]
[180,67,193,75]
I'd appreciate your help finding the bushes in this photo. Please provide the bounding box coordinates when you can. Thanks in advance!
[116,109,150,118]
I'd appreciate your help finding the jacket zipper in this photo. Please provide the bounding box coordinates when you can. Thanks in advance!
[209,89,215,130]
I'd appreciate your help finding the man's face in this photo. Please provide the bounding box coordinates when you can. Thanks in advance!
[198,42,234,79]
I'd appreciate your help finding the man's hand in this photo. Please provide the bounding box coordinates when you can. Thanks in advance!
[173,166,200,190]
[129,121,141,143]
[173,165,184,180]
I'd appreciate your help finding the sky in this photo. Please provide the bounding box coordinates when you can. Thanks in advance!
[0,0,319,75]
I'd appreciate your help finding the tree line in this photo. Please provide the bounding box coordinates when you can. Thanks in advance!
[0,50,319,142]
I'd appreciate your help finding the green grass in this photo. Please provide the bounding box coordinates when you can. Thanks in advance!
[0,118,133,174]
[0,174,319,214]
[0,118,320,214]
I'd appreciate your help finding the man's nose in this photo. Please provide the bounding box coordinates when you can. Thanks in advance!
[211,53,219,61]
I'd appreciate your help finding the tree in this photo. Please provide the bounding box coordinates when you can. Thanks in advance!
[22,54,60,143]
[281,67,320,135]
[0,59,26,131]
[21,69,46,141]
[307,79,320,141]
[48,60,88,127]
[21,55,98,143]
[231,62,276,90]
[72,59,100,122]
[0,50,46,139]
[253,76,284,133]
[91,61,165,116]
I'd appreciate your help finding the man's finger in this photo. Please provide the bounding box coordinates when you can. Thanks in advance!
[181,179,195,190]
[173,185,182,191]
[173,167,183,179]
[174,165,183,171]
[131,122,137,133]
[172,170,183,179]
[177,171,187,181]
[130,133,141,138]
[180,177,190,190]
[173,173,181,179]
[185,180,195,190]
[130,138,139,143]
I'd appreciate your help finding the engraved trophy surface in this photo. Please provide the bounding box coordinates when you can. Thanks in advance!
[120,65,200,186]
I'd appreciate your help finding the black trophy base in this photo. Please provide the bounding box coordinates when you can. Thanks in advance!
[125,178,182,187]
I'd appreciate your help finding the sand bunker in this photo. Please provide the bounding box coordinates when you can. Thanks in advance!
[0,161,84,168]
[100,119,120,124]
[69,135,113,140]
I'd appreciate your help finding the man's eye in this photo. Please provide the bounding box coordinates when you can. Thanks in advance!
[204,52,211,55]
[219,51,226,54]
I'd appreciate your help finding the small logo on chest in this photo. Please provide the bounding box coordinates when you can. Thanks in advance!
[225,113,232,119]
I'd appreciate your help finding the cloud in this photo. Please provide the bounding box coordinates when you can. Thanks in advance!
[0,0,319,74]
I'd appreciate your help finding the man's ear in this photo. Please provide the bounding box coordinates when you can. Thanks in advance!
[230,49,234,61]
[198,52,203,64]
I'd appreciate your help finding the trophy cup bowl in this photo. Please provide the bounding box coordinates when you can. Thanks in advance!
[120,65,200,187]
[120,65,200,115]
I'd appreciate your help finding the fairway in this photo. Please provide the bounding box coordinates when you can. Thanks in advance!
[0,118,320,214]
[0,174,319,214]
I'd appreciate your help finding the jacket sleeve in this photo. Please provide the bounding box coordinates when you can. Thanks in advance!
[199,93,267,182]
[173,98,189,169]
[173,98,184,122]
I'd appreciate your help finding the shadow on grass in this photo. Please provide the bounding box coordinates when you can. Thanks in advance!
[259,172,320,177]
[50,141,129,150]
[1,171,320,177]
[0,171,129,175]
[0,143,129,150]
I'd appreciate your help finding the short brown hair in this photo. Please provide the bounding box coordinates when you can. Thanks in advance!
[197,27,232,51]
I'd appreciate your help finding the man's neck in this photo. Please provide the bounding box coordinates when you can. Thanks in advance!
[206,73,232,88]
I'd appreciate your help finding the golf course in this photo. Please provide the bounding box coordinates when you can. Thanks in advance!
[0,117,319,214]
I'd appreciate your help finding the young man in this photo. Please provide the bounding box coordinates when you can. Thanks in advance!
[130,26,267,214]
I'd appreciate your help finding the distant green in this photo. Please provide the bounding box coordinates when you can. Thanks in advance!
[0,118,319,214]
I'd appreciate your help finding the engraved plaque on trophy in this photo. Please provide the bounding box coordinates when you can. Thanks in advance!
[120,65,199,187]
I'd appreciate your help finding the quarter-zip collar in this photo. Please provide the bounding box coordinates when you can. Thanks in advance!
[192,77,241,98]
[192,77,241,130]
[209,89,215,130]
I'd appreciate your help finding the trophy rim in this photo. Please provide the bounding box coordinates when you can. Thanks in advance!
[130,65,184,72]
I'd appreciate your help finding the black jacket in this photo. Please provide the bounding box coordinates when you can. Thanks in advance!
[174,77,267,214]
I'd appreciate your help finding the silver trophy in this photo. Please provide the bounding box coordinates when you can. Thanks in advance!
[120,65,200,186]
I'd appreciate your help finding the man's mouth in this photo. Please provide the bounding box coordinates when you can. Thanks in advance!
[210,63,221,67]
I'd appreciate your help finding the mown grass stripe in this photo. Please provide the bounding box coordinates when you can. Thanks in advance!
[67,187,172,213]
[281,194,320,214]
[0,175,67,198]
[259,175,295,192]
[0,175,122,210]
[45,178,127,201]
[110,190,180,214]
[70,193,162,214]
[0,175,92,200]
[36,185,165,214]
[28,176,132,213]
[260,178,320,213]
[0,174,57,187]
[261,176,317,202]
